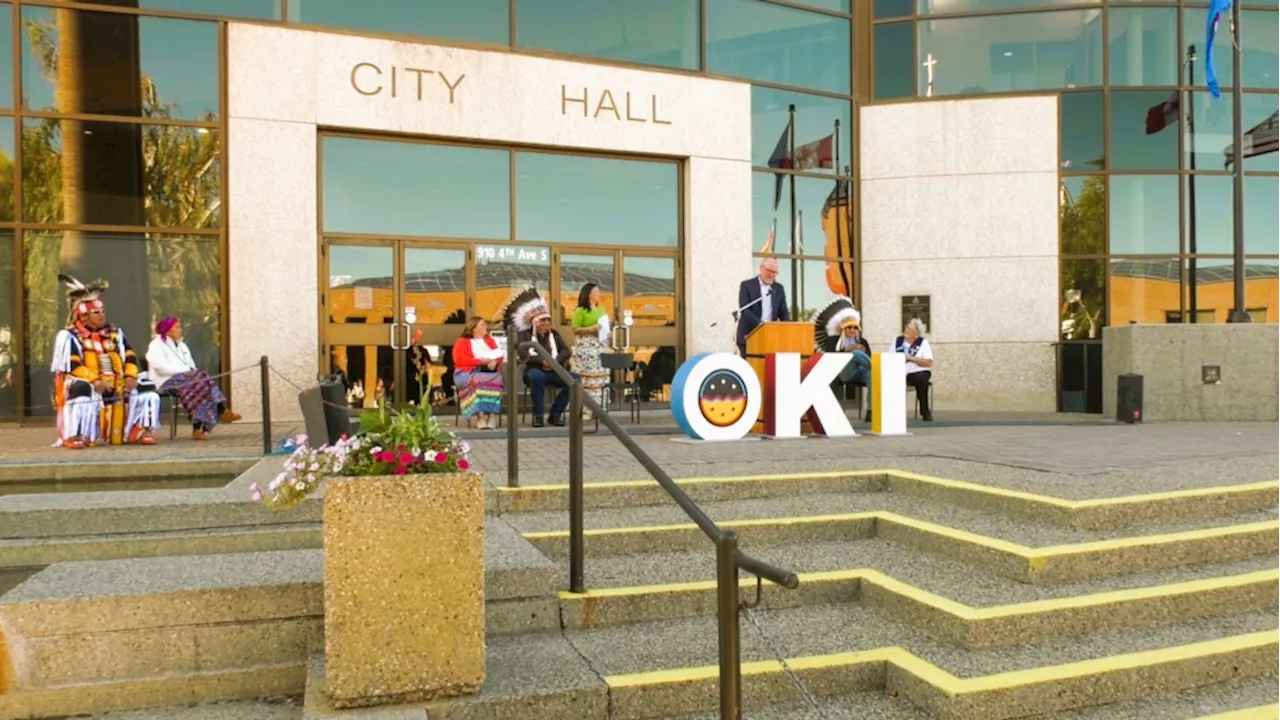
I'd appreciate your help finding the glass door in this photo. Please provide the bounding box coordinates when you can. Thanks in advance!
[323,240,471,408]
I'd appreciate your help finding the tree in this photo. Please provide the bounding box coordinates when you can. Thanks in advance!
[1059,176,1107,339]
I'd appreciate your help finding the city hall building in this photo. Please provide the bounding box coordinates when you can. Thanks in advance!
[0,0,1275,424]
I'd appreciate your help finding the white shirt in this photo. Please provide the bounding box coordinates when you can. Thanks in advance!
[759,279,773,323]
[891,336,933,375]
[471,337,504,362]
[146,336,198,388]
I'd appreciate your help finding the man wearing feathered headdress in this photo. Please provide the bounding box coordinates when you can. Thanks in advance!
[502,287,573,427]
[814,296,872,422]
[50,274,162,449]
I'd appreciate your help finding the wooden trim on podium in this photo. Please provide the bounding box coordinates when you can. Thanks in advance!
[745,322,818,434]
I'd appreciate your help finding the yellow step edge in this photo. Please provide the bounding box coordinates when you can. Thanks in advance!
[498,468,1278,514]
[604,629,1279,697]
[1033,520,1280,557]
[559,568,1280,622]
[1194,705,1280,720]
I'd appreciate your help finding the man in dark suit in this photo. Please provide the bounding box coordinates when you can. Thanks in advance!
[736,257,789,356]
[517,314,574,427]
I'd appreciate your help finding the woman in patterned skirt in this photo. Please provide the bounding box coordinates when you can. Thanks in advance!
[451,317,505,429]
[570,283,609,417]
[146,317,241,440]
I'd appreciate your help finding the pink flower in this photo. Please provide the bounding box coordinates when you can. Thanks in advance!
[458,459,470,470]
[394,465,408,475]
[249,483,262,502]
[398,452,413,465]
[434,452,448,464]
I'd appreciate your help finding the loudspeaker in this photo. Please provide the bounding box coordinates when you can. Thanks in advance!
[1116,373,1144,424]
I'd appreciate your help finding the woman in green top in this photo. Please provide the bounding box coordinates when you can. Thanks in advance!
[571,283,609,416]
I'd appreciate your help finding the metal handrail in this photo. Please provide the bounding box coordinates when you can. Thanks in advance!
[503,326,799,720]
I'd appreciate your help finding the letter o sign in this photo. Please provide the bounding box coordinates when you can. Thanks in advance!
[671,353,762,441]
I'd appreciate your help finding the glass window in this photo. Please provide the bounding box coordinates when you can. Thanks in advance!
[0,5,12,110]
[1108,257,1180,326]
[1107,8,1177,87]
[515,152,678,247]
[1184,175,1280,255]
[799,0,852,11]
[328,245,394,324]
[516,0,699,70]
[1187,91,1279,173]
[1110,90,1179,170]
[0,232,15,419]
[1109,175,1179,254]
[21,7,219,120]
[919,0,1098,13]
[1060,259,1106,339]
[90,0,281,20]
[1060,91,1104,170]
[21,119,221,228]
[405,247,468,326]
[751,86,852,173]
[752,172,854,263]
[917,10,1103,97]
[876,0,913,18]
[23,231,221,416]
[1184,258,1279,323]
[623,257,677,328]
[322,137,511,240]
[1185,9,1279,90]
[1060,176,1105,255]
[0,117,13,222]
[875,22,915,100]
[288,0,509,46]
[559,254,616,324]
[706,0,851,94]
[475,245,550,323]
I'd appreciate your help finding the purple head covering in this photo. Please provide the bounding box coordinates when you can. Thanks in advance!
[155,317,180,339]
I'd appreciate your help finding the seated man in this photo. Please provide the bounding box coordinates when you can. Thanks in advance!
[52,274,161,448]
[814,296,871,421]
[502,287,575,428]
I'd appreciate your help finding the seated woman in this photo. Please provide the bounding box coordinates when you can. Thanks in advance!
[146,317,241,440]
[893,318,934,422]
[451,317,505,430]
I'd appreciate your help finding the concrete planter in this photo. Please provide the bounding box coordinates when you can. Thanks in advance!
[322,472,485,708]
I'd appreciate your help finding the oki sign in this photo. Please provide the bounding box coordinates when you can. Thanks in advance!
[671,353,856,441]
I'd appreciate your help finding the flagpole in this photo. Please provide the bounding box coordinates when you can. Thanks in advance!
[1227,1,1250,322]
[1185,45,1199,323]
[788,104,799,319]
[832,118,852,297]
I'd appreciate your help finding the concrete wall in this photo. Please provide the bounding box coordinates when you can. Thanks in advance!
[225,24,752,421]
[1102,323,1280,421]
[858,96,1061,412]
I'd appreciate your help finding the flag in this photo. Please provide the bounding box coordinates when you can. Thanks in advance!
[767,121,792,211]
[1145,92,1179,135]
[761,218,776,254]
[767,123,836,209]
[1205,0,1232,99]
[1225,110,1279,169]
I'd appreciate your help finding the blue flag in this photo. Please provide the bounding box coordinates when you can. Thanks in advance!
[1206,0,1233,99]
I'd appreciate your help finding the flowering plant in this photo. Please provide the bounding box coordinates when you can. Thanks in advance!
[251,380,472,509]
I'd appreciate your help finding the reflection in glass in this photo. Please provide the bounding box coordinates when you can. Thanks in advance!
[800,0,851,11]
[23,232,221,416]
[1060,259,1105,339]
[1184,175,1280,255]
[21,119,221,228]
[1110,91,1178,171]
[1060,92,1104,170]
[751,86,852,172]
[22,7,219,120]
[0,118,13,221]
[875,22,915,100]
[623,257,676,328]
[1109,175,1178,254]
[767,258,857,325]
[1184,259,1279,323]
[1107,8,1177,87]
[328,245,394,324]
[707,0,851,93]
[1187,92,1279,173]
[1108,257,1180,325]
[476,245,550,323]
[405,248,468,326]
[517,0,699,69]
[0,7,12,110]
[919,0,1098,13]
[91,0,280,19]
[0,233,15,419]
[876,0,913,18]
[329,345,395,409]
[1060,176,1105,255]
[288,0,509,46]
[751,173,854,264]
[1184,9,1278,90]
[560,254,616,324]
[917,10,1103,96]
[515,153,678,247]
[322,137,511,239]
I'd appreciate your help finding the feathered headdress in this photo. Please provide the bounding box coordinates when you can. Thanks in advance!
[59,274,109,325]
[501,286,551,333]
[813,296,860,351]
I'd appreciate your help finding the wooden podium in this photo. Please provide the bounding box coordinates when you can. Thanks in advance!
[745,321,815,434]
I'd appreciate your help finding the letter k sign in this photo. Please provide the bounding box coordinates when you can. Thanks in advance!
[763,353,856,438]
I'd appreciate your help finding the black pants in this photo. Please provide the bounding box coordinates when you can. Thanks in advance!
[906,370,931,416]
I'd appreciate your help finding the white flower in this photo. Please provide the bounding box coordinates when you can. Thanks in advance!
[269,473,286,491]
[371,446,382,454]
[309,462,320,472]
[294,480,306,491]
